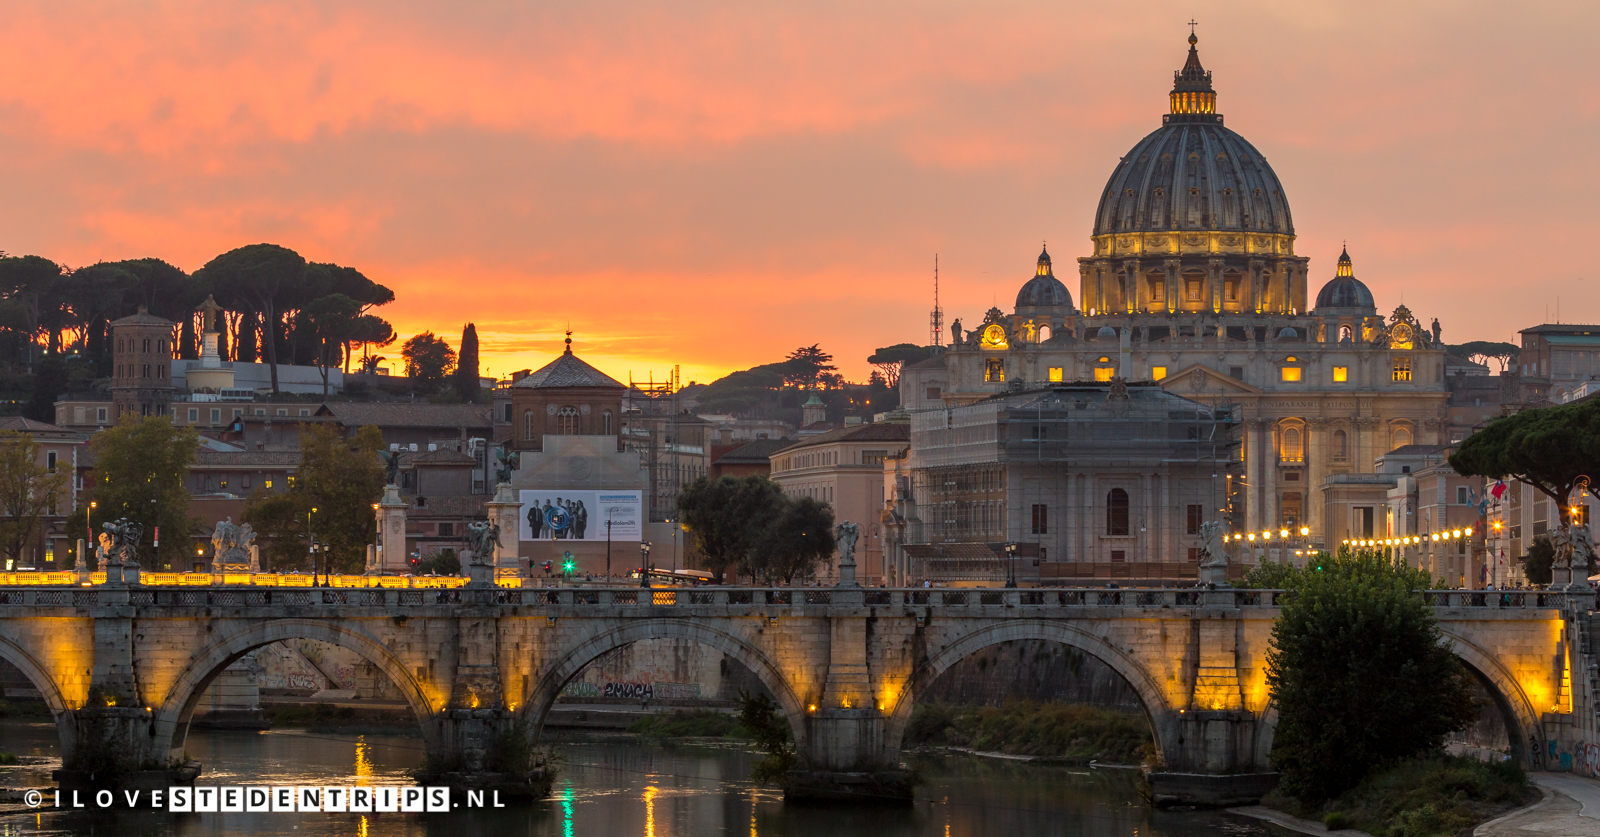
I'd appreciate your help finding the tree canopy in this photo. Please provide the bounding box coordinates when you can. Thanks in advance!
[1449,398,1600,528]
[867,343,934,389]
[66,416,201,569]
[454,322,482,402]
[243,424,384,573]
[402,331,457,393]
[1265,547,1478,806]
[0,431,71,567]
[677,475,837,583]
[1447,341,1519,371]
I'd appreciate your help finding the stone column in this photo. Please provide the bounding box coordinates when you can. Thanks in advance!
[1305,418,1330,543]
[1164,259,1180,314]
[1245,421,1263,534]
[486,483,525,583]
[76,540,89,585]
[376,484,409,573]
[1142,473,1154,562]
[1209,258,1224,313]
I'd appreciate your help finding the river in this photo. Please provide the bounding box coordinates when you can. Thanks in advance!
[0,719,1292,836]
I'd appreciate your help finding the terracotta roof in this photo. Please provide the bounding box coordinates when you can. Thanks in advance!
[403,448,477,466]
[0,417,75,435]
[110,307,175,327]
[316,403,492,430]
[713,438,791,464]
[774,422,910,453]
[512,349,625,390]
[194,449,302,468]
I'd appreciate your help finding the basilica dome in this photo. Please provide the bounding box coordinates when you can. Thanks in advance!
[1091,34,1294,238]
[1313,247,1376,314]
[1015,246,1074,311]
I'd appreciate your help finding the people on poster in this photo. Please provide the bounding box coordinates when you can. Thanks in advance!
[519,490,639,542]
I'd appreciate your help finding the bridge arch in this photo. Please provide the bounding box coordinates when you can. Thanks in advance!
[882,620,1176,765]
[1438,628,1543,765]
[0,634,75,755]
[520,619,808,749]
[153,619,437,757]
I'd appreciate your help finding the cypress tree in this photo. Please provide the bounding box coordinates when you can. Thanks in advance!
[455,322,481,402]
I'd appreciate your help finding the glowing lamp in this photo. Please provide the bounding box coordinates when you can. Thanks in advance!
[1263,531,1272,540]
[1248,534,1256,542]
[1465,526,1473,537]
[1300,527,1310,536]
[1280,529,1290,538]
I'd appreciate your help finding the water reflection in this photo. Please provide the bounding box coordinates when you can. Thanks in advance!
[0,722,1292,836]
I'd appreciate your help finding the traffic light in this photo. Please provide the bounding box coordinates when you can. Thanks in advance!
[563,559,576,575]
[542,560,552,573]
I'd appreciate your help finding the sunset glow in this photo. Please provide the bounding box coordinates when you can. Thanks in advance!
[2,0,1595,382]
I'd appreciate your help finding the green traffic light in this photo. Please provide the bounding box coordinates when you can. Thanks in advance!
[563,560,576,572]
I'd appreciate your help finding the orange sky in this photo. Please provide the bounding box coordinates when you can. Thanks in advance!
[2,1,1596,384]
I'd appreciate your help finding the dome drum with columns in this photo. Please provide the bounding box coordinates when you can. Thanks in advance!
[898,31,1459,559]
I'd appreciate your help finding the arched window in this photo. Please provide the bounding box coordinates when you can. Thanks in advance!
[1339,325,1353,342]
[523,410,535,440]
[1106,488,1130,536]
[1038,325,1052,342]
[557,405,581,435]
[1281,427,1303,462]
[1333,429,1348,459]
[1392,425,1412,450]
[602,410,613,435]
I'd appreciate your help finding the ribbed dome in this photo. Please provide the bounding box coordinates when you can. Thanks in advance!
[1092,35,1294,238]
[1313,247,1376,312]
[1015,246,1074,311]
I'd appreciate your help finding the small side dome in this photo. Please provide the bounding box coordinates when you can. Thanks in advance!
[1277,327,1298,339]
[1015,245,1075,313]
[1313,246,1377,314]
[1096,326,1118,340]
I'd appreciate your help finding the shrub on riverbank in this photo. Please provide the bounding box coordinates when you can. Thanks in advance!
[1264,754,1534,837]
[626,710,742,740]
[0,698,52,718]
[904,700,1152,764]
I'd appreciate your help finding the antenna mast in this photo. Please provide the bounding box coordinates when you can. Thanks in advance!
[929,254,944,347]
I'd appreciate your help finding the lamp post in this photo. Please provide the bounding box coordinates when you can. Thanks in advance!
[606,515,613,581]
[306,506,319,585]
[639,541,652,588]
[1004,542,1017,588]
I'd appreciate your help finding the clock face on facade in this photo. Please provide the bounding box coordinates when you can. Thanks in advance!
[1390,322,1413,350]
[980,324,1009,350]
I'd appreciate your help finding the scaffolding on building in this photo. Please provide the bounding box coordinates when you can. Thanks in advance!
[626,367,682,523]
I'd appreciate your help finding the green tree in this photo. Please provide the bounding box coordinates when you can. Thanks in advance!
[677,475,785,582]
[197,244,308,393]
[1265,547,1478,806]
[756,496,835,583]
[1449,399,1600,530]
[867,343,934,389]
[783,345,836,390]
[401,331,456,393]
[241,491,311,572]
[1447,341,1519,372]
[24,352,68,422]
[295,424,385,573]
[1522,535,1554,584]
[454,322,482,402]
[0,255,66,367]
[294,293,364,397]
[0,431,71,568]
[66,416,201,569]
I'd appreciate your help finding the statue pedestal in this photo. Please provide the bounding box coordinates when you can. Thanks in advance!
[463,550,494,588]
[75,540,90,585]
[486,483,524,580]
[377,484,410,574]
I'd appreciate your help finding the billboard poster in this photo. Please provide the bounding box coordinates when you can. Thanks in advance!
[518,490,642,542]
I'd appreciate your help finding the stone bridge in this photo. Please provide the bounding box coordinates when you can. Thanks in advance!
[0,583,1585,803]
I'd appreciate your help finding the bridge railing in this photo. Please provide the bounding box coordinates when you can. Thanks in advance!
[0,586,1574,611]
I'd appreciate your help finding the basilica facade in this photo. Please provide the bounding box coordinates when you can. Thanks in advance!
[901,33,1451,553]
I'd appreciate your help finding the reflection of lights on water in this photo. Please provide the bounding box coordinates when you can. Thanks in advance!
[644,785,658,837]
[358,815,369,837]
[750,788,759,837]
[354,736,373,784]
[562,785,574,837]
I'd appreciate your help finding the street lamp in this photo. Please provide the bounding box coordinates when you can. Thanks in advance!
[639,541,652,588]
[306,507,318,585]
[606,515,613,581]
[1004,542,1017,588]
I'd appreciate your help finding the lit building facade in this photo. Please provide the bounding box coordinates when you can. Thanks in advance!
[902,33,1453,550]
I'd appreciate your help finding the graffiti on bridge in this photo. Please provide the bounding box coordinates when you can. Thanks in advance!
[562,680,702,700]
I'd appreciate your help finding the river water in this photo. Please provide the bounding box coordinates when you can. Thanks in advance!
[0,719,1291,836]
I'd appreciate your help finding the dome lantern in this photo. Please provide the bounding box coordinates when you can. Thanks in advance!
[1169,32,1216,117]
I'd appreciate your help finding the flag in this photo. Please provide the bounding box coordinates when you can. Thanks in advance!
[1491,480,1507,499]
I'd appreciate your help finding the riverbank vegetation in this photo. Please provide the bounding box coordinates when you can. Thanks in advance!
[1260,547,1530,834]
[0,698,51,718]
[1266,755,1534,837]
[904,700,1152,764]
[626,710,742,740]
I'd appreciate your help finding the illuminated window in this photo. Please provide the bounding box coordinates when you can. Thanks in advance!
[1392,426,1412,449]
[1151,366,1167,380]
[984,359,1005,382]
[1094,367,1114,382]
[1281,367,1302,382]
[1225,275,1240,302]
[1333,429,1348,459]
[1185,277,1204,301]
[1047,367,1063,382]
[1392,356,1412,382]
[265,479,273,489]
[1147,276,1165,304]
[1333,366,1348,382]
[1281,427,1303,462]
